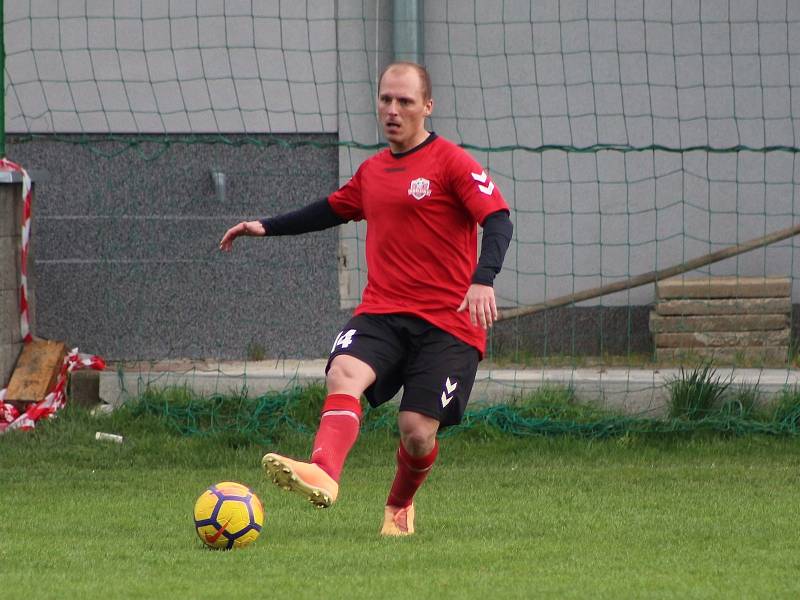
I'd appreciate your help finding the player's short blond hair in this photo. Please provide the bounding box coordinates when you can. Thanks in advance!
[379,61,432,101]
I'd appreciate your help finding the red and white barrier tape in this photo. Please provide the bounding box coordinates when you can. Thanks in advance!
[1,158,32,343]
[0,159,106,434]
[0,349,106,434]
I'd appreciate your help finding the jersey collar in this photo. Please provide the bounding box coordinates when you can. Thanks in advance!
[390,132,438,159]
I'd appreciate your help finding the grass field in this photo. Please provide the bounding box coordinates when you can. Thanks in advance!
[3,403,800,599]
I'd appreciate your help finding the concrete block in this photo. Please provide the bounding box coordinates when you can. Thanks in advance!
[0,342,22,388]
[68,370,101,407]
[0,289,20,344]
[655,297,792,316]
[649,312,790,333]
[657,276,790,299]
[0,235,20,290]
[0,184,20,237]
[655,328,791,348]
[655,346,789,365]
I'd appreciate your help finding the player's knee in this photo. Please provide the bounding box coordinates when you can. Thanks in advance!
[400,429,436,457]
[398,410,439,456]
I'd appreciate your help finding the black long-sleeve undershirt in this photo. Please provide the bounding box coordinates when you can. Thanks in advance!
[260,201,512,286]
[472,210,513,286]
[259,198,345,236]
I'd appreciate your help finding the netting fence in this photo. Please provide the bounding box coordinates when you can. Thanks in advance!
[4,1,800,415]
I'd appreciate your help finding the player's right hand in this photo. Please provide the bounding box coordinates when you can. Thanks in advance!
[219,220,267,252]
[457,283,497,330]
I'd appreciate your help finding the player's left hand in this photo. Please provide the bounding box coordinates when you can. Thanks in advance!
[457,284,497,330]
[219,220,266,252]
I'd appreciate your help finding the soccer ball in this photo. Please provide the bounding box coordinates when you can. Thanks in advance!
[194,481,264,550]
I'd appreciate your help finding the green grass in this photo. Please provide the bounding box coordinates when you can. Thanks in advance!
[3,407,800,599]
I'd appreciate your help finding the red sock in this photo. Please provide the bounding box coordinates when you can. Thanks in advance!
[386,440,439,508]
[310,393,362,481]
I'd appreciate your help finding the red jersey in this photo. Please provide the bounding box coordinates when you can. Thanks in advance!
[328,133,509,355]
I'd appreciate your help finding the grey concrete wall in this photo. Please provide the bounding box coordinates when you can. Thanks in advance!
[4,1,800,361]
[6,135,346,361]
[8,2,800,307]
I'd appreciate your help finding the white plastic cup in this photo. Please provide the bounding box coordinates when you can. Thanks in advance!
[95,431,124,444]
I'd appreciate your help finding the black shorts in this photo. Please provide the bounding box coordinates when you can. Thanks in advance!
[326,314,480,427]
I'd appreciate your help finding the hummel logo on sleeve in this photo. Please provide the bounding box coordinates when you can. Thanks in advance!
[470,170,495,195]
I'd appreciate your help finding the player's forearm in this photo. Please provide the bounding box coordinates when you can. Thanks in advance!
[259,198,347,236]
[472,210,513,286]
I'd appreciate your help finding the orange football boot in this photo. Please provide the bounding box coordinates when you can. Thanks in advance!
[262,453,339,508]
[380,503,415,536]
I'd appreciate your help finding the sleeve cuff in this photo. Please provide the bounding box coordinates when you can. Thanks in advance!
[471,267,496,286]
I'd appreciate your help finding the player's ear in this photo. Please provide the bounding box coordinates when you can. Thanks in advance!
[424,98,433,117]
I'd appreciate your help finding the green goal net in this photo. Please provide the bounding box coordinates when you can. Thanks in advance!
[4,1,800,416]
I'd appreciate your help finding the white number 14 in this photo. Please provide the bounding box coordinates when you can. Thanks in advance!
[331,329,357,353]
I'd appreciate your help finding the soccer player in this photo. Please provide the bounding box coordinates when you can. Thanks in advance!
[219,61,513,536]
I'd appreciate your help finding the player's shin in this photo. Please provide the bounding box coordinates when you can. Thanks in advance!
[310,393,362,481]
[386,439,439,508]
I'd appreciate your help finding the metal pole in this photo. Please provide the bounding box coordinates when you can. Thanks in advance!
[393,0,423,63]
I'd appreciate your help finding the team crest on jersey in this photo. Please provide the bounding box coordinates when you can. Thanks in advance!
[408,177,432,200]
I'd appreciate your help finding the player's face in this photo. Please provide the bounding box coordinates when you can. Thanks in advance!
[378,67,433,153]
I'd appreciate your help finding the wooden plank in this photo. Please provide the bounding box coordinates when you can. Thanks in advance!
[649,312,789,333]
[655,328,790,348]
[657,276,790,299]
[655,346,788,365]
[6,340,66,403]
[655,297,792,316]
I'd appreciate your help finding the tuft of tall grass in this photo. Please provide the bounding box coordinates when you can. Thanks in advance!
[666,362,732,420]
[720,379,762,420]
[496,385,625,427]
[771,385,800,427]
